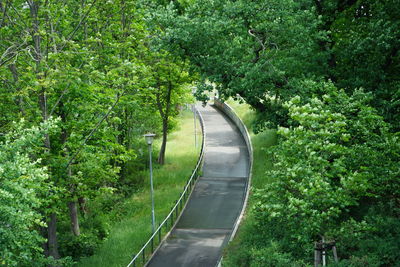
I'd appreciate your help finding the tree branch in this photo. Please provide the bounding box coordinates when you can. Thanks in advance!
[59,0,98,52]
[248,29,267,63]
[66,90,125,169]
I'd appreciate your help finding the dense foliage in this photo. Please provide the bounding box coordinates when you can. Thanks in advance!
[155,0,400,130]
[0,0,193,265]
[152,0,400,266]
[1,0,399,265]
[0,120,56,266]
[151,0,329,128]
[253,86,400,265]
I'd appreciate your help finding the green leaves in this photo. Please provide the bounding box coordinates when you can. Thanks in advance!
[253,84,400,257]
[0,0,194,261]
[0,119,59,266]
[153,0,328,128]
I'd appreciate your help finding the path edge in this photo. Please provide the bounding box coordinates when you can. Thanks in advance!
[213,98,254,267]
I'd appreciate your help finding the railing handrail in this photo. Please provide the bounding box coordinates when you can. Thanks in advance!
[213,98,253,241]
[213,98,254,267]
[127,105,206,267]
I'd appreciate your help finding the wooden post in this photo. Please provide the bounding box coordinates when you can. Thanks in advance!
[322,236,326,266]
[314,242,322,267]
[332,245,338,262]
[314,239,338,266]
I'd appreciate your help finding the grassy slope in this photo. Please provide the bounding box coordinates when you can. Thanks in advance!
[222,99,277,265]
[77,109,202,267]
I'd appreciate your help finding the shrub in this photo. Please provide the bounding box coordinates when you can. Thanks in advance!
[59,232,101,260]
[253,84,400,263]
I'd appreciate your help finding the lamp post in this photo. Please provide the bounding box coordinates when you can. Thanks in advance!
[144,133,156,233]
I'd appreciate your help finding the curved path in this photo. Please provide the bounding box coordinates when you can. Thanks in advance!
[147,104,250,267]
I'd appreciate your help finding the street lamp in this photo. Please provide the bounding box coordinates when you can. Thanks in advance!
[144,133,156,233]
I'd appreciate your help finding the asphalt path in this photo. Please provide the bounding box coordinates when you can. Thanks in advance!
[147,104,250,267]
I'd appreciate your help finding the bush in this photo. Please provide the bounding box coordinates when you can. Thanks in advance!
[329,256,381,267]
[118,160,146,196]
[59,201,111,259]
[249,243,307,267]
[223,238,307,267]
[253,85,400,264]
[222,240,252,267]
[331,211,400,266]
[59,232,101,260]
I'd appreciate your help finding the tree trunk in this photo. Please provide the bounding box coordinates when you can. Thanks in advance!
[158,119,168,165]
[29,1,60,259]
[67,164,80,236]
[78,197,87,217]
[8,64,25,115]
[156,80,173,165]
[41,226,49,257]
[68,201,80,236]
[47,213,60,260]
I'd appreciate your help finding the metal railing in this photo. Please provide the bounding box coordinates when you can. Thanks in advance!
[127,106,205,267]
[213,98,254,267]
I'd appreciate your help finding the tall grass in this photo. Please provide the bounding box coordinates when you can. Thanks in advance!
[77,109,202,267]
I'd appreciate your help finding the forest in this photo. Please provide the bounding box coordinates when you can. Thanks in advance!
[1,0,399,266]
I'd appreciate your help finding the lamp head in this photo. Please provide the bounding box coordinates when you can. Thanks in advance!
[143,133,156,145]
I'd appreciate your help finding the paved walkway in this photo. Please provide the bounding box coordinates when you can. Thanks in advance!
[147,104,250,267]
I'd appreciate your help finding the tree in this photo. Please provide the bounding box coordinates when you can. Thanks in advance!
[142,51,192,164]
[253,84,400,262]
[154,0,400,131]
[0,119,58,266]
[0,0,150,259]
[328,0,400,129]
[152,0,328,128]
[0,0,194,261]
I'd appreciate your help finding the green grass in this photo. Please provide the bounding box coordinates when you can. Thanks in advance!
[77,109,202,267]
